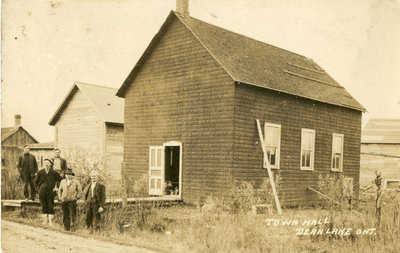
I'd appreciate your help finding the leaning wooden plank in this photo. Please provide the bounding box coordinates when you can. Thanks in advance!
[307,187,362,215]
[306,187,341,205]
[256,119,282,215]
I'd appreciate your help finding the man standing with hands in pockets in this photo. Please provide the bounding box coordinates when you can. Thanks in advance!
[58,168,82,231]
[83,170,106,232]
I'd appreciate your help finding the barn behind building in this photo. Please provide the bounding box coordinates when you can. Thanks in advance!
[1,115,38,168]
[117,10,365,205]
[361,118,400,186]
[49,82,124,187]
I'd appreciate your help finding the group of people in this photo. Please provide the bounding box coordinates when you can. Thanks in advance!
[17,145,106,231]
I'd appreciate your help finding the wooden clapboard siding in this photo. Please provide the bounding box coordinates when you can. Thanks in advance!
[360,144,400,186]
[123,17,234,203]
[55,89,104,157]
[233,83,362,206]
[105,123,123,181]
[120,12,364,206]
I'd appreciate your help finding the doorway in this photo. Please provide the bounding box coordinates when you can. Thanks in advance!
[164,145,180,195]
[148,142,182,197]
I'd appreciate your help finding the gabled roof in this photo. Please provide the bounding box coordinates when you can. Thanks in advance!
[117,11,365,112]
[49,82,124,126]
[361,118,400,144]
[1,126,39,143]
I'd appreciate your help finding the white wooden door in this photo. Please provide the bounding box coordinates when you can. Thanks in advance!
[149,146,164,196]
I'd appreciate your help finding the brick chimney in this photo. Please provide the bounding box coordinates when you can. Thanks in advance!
[176,0,189,16]
[14,114,21,126]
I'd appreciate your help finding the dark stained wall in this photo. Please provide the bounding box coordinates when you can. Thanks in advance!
[233,83,362,206]
[123,17,235,203]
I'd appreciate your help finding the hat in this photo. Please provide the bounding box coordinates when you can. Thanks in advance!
[64,168,75,176]
[43,159,53,165]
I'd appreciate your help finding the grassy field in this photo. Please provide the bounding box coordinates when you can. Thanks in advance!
[2,166,399,253]
[2,187,399,253]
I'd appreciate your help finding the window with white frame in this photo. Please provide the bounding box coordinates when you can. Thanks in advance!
[300,129,315,170]
[331,133,344,172]
[264,123,281,169]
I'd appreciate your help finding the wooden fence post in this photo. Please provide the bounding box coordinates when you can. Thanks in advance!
[121,162,128,209]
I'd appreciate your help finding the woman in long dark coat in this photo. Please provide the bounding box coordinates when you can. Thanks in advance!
[35,159,62,226]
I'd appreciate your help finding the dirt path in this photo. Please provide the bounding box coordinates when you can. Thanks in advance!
[1,220,161,253]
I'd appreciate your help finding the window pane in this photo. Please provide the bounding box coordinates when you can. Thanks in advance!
[157,149,162,167]
[302,150,311,167]
[266,147,276,165]
[150,179,155,188]
[156,179,161,189]
[333,136,342,153]
[266,126,279,146]
[151,149,156,166]
[302,132,312,149]
[332,153,341,169]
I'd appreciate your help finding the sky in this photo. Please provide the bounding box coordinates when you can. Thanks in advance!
[2,0,400,142]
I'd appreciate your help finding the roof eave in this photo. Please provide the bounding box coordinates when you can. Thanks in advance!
[105,121,124,126]
[48,83,79,126]
[236,81,366,112]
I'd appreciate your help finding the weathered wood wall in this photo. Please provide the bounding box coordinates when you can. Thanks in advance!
[233,83,362,206]
[123,16,234,203]
[1,128,37,168]
[360,144,400,186]
[105,123,123,181]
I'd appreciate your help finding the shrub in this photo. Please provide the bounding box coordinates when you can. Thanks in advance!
[227,172,281,213]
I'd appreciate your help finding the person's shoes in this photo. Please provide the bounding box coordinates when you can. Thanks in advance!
[41,214,48,225]
[48,214,54,227]
[24,198,29,202]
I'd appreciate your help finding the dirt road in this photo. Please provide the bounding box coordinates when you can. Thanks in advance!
[1,220,161,253]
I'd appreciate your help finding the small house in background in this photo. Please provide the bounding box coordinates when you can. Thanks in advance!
[361,118,400,186]
[1,115,38,168]
[29,142,55,168]
[116,3,365,206]
[48,82,124,189]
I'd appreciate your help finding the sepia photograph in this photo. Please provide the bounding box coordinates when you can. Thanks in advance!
[1,0,400,252]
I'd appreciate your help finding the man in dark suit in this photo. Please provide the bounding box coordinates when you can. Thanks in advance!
[35,159,62,226]
[51,148,68,179]
[83,170,106,231]
[18,145,38,201]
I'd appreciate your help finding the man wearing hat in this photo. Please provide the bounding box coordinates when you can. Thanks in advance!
[35,159,62,226]
[83,170,106,231]
[58,168,82,231]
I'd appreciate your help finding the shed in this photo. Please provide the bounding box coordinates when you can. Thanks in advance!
[360,119,400,186]
[49,82,124,184]
[1,115,38,168]
[117,10,365,205]
[29,142,55,168]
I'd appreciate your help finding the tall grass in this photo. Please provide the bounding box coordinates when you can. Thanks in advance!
[3,167,399,253]
[1,166,24,199]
